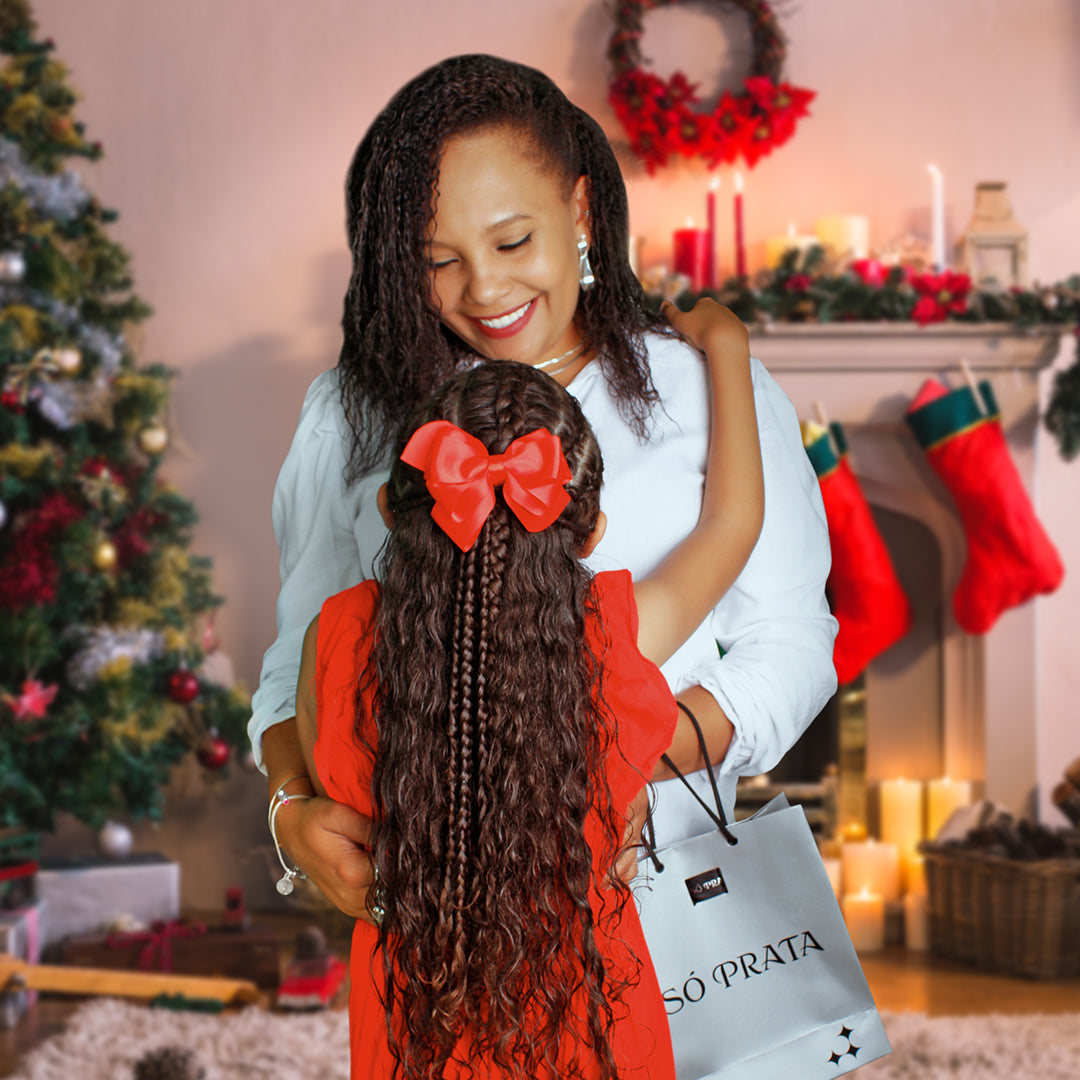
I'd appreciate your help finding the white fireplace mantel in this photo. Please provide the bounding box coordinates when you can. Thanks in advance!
[750,322,1067,817]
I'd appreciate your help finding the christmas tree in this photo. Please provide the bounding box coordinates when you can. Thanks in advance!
[0,0,249,832]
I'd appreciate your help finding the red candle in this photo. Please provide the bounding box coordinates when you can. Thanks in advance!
[734,172,746,278]
[673,219,709,292]
[706,177,720,290]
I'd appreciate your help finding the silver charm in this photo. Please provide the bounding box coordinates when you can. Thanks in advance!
[577,236,595,290]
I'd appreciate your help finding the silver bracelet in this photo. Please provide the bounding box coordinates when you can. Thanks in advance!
[268,788,312,895]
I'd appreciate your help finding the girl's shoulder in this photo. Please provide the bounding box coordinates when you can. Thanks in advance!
[318,580,380,666]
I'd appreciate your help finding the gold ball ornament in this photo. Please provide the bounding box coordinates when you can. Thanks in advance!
[93,539,118,571]
[54,346,82,375]
[137,424,169,455]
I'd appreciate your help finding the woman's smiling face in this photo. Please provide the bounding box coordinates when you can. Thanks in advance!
[427,127,590,368]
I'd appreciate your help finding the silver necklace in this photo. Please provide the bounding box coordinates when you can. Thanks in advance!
[534,342,584,373]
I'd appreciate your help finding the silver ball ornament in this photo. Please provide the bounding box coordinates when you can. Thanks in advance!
[98,820,134,859]
[0,499,6,530]
[0,251,26,282]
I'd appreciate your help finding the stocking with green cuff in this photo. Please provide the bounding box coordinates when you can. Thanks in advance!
[805,421,912,684]
[905,377,1064,633]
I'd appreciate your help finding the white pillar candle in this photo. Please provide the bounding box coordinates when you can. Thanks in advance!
[927,777,972,839]
[842,838,901,902]
[903,890,930,951]
[765,223,819,269]
[822,856,843,899]
[814,214,869,260]
[879,779,924,865]
[904,853,927,896]
[927,164,945,269]
[842,889,885,953]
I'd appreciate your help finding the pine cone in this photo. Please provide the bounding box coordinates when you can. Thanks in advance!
[133,1046,206,1080]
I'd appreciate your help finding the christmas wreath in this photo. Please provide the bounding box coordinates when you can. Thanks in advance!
[607,0,815,174]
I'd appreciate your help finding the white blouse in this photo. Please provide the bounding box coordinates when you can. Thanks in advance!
[249,332,837,843]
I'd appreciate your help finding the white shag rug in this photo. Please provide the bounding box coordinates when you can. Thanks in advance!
[8,999,1080,1079]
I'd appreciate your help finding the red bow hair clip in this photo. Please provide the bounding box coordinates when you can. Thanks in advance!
[399,420,572,551]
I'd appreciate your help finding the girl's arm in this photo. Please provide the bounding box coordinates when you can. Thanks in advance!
[631,299,764,669]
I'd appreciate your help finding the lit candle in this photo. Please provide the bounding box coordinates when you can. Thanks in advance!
[706,177,720,290]
[903,890,930,951]
[822,856,843,899]
[733,172,746,278]
[764,223,818,269]
[904,852,927,896]
[814,214,870,261]
[672,218,709,292]
[927,777,972,839]
[842,838,900,902]
[927,163,945,270]
[879,779,923,867]
[842,888,885,953]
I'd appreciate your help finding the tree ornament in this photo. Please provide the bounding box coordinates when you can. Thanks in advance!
[0,498,5,530]
[53,345,82,375]
[166,668,200,704]
[196,732,230,771]
[137,422,169,455]
[3,678,59,721]
[92,538,118,570]
[0,250,26,281]
[97,819,134,859]
[607,0,815,173]
[803,420,912,683]
[905,377,1065,633]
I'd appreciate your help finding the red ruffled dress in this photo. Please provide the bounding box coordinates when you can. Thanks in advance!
[313,569,678,1079]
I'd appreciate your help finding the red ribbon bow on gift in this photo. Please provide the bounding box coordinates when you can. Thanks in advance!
[106,918,206,972]
[400,420,572,552]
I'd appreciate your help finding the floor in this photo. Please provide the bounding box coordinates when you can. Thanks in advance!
[2,916,1079,1077]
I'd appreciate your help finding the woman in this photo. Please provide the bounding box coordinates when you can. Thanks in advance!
[250,54,837,917]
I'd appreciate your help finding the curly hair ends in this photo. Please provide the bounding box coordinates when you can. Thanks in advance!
[338,53,668,482]
[367,362,630,1079]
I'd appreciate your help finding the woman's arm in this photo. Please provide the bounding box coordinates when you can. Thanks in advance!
[631,299,764,668]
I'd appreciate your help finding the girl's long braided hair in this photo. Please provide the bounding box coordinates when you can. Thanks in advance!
[338,53,668,482]
[366,361,631,1079]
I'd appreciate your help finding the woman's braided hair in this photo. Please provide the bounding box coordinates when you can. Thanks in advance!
[365,361,632,1079]
[338,53,667,482]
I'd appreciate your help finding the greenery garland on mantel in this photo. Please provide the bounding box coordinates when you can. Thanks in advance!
[645,248,1080,460]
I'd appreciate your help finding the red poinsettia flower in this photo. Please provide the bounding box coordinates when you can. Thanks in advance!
[911,270,972,323]
[784,274,813,293]
[770,82,815,140]
[851,259,887,288]
[4,679,59,722]
[741,113,779,168]
[667,71,699,105]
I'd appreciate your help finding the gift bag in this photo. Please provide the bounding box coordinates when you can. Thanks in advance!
[635,710,890,1079]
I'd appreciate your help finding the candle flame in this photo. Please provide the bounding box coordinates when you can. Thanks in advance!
[685,216,694,228]
[709,176,721,191]
[927,163,942,179]
[786,223,796,237]
[735,172,744,193]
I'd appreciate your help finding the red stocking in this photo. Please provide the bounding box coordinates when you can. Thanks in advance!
[805,421,912,684]
[905,378,1064,633]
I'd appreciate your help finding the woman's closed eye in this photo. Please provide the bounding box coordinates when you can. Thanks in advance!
[497,233,532,252]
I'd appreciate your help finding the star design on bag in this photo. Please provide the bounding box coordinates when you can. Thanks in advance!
[828,1024,861,1066]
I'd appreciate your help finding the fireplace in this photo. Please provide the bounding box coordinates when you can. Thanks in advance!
[749,323,1065,821]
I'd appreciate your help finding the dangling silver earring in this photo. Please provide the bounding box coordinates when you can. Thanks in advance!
[577,235,595,290]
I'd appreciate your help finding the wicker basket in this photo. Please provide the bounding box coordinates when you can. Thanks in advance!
[922,844,1080,979]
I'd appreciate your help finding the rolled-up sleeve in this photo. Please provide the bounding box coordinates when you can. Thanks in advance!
[247,372,371,772]
[685,361,838,779]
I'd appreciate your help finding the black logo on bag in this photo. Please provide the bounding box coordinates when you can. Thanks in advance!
[685,866,728,904]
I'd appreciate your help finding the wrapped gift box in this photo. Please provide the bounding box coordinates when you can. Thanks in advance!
[0,900,45,1029]
[59,919,281,988]
[36,852,179,948]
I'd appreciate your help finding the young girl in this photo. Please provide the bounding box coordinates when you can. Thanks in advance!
[295,298,762,1079]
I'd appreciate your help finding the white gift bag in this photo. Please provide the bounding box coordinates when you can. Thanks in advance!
[635,710,891,1079]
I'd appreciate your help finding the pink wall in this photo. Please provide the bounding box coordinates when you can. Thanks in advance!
[30,0,1078,900]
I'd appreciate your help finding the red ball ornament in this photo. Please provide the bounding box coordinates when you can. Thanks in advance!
[196,734,230,771]
[166,669,200,704]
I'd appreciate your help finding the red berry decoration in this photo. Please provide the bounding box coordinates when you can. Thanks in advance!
[196,734,230,771]
[166,669,200,704]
